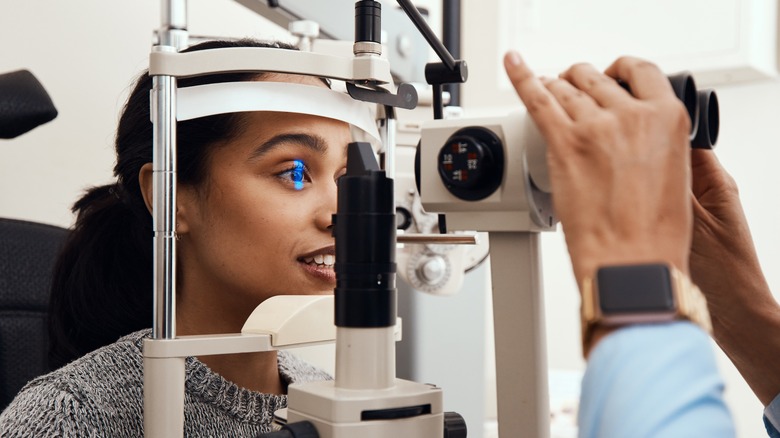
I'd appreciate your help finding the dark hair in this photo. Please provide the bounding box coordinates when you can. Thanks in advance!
[48,39,296,369]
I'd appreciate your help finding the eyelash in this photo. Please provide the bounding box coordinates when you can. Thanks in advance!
[277,159,310,190]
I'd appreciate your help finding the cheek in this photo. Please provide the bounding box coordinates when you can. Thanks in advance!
[238,199,308,243]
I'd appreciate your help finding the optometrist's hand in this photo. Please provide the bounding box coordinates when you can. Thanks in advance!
[502,52,692,289]
[689,148,780,405]
[689,149,770,311]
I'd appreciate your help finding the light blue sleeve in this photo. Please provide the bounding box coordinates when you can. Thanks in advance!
[578,321,735,438]
[763,392,780,437]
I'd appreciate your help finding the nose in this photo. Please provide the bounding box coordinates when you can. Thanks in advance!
[315,182,338,232]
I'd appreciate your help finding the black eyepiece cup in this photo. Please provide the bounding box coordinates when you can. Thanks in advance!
[691,89,719,149]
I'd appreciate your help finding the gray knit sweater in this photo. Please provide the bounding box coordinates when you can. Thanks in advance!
[0,329,331,437]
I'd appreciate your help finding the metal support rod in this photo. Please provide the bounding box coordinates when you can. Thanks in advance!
[159,0,189,49]
[152,0,187,340]
[396,0,456,70]
[396,233,476,245]
[147,3,187,435]
[380,106,397,179]
[161,0,187,33]
[489,231,550,438]
[152,73,178,341]
[442,0,462,106]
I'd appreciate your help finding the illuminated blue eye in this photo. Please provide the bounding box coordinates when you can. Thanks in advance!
[292,159,304,191]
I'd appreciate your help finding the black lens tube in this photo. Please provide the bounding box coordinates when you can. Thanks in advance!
[691,89,719,149]
[666,72,699,138]
[334,142,396,328]
[355,1,382,44]
[619,71,719,147]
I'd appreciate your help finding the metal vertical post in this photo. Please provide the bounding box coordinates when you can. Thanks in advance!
[489,231,550,438]
[145,2,188,437]
[151,72,177,341]
[151,0,186,341]
[380,114,397,179]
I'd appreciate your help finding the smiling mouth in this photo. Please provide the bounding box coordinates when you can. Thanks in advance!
[300,253,335,269]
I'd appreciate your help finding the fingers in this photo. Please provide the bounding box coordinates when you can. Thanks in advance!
[690,148,735,196]
[604,56,674,101]
[560,63,630,108]
[503,51,572,141]
[542,77,601,121]
[691,148,722,171]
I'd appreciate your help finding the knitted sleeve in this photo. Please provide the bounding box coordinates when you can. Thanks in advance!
[1,331,147,437]
[0,381,97,437]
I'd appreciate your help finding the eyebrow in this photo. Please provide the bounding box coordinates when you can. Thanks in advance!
[248,133,328,161]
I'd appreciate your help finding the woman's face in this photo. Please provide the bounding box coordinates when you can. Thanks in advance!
[177,75,352,326]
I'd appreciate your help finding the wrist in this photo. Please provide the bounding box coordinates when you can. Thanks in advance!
[571,246,689,289]
[580,263,710,358]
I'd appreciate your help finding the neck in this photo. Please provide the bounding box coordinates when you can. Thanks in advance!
[175,290,284,394]
[199,350,285,394]
[176,314,285,394]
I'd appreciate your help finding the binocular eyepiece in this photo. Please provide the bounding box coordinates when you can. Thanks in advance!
[620,72,719,149]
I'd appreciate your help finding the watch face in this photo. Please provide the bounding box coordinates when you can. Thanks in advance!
[597,264,675,314]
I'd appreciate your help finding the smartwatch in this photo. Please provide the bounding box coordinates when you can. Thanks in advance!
[580,263,712,354]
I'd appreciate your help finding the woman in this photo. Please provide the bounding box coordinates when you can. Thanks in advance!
[0,39,349,436]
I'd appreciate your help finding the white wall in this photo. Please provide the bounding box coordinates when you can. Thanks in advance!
[460,2,780,437]
[2,1,779,437]
[0,0,294,227]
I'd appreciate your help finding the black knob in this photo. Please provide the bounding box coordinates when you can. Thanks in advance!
[437,127,504,201]
[355,1,382,44]
[443,411,468,438]
[255,421,319,437]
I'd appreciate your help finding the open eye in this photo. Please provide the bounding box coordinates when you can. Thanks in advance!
[277,159,309,190]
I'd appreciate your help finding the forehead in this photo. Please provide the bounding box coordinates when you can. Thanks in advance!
[236,75,352,145]
[240,110,352,140]
[261,73,328,88]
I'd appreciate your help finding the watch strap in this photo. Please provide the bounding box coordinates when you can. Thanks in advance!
[580,265,712,355]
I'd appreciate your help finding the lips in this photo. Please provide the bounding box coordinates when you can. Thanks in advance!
[298,246,336,283]
[298,246,335,267]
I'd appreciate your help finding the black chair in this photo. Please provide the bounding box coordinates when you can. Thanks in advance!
[0,218,68,411]
[0,68,61,411]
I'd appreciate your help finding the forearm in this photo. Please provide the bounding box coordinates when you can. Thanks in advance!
[708,277,780,406]
[694,241,780,405]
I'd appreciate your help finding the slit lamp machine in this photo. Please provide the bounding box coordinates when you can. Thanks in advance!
[143,1,721,437]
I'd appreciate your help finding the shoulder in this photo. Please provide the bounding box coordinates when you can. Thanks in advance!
[277,350,332,385]
[0,329,151,437]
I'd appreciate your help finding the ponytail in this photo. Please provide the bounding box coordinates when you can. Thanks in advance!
[48,183,152,369]
[47,39,298,369]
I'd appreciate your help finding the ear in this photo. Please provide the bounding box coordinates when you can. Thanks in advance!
[139,163,154,215]
[138,163,194,235]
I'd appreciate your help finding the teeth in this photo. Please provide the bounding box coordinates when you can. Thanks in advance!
[303,254,335,267]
